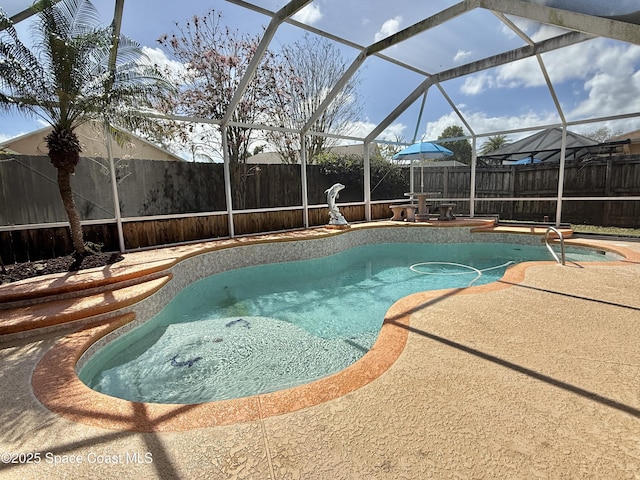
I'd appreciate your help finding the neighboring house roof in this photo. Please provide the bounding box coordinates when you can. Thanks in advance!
[246,151,283,164]
[247,143,381,164]
[327,143,381,158]
[610,129,640,140]
[609,129,640,155]
[479,127,600,164]
[420,159,467,167]
[0,122,184,161]
[395,158,467,167]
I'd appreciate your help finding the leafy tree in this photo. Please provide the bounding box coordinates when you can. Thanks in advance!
[157,11,280,164]
[380,135,408,162]
[480,134,510,155]
[0,0,173,255]
[266,34,362,164]
[580,126,622,143]
[157,10,281,206]
[316,151,406,201]
[438,125,472,165]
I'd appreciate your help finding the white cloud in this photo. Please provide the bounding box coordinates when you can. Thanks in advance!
[424,112,467,141]
[453,50,472,63]
[142,46,185,76]
[292,4,323,25]
[460,73,493,95]
[374,16,403,42]
[457,36,640,125]
[569,70,640,120]
[378,122,407,141]
[529,23,571,42]
[423,105,640,144]
[348,120,407,142]
[503,16,568,42]
[424,109,560,141]
[499,23,518,39]
[493,40,640,89]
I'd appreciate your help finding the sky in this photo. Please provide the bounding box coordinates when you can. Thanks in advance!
[2,0,640,150]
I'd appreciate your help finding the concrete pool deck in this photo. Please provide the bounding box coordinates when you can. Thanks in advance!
[1,221,639,479]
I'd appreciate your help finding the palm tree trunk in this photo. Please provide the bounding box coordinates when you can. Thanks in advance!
[57,169,85,256]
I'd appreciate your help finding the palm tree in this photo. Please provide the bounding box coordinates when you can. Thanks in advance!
[0,0,174,256]
[480,134,510,155]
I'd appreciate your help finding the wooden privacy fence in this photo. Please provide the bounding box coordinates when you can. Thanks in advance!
[0,155,406,224]
[1,154,640,262]
[0,204,390,263]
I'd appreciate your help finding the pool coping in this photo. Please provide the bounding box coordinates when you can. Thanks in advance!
[29,221,640,432]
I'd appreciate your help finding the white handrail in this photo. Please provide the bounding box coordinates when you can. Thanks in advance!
[545,226,566,265]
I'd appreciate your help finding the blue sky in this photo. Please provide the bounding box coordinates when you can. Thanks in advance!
[2,0,640,147]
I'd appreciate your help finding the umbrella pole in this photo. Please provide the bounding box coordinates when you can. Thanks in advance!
[410,159,415,194]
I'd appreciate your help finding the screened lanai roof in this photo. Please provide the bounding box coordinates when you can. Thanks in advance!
[478,127,603,164]
[3,0,640,146]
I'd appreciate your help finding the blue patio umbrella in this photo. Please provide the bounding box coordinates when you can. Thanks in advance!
[392,141,454,193]
[392,141,454,161]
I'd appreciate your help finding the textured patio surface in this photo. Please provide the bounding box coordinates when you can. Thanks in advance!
[0,227,639,479]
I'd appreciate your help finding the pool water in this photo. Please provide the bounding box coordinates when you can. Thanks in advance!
[80,242,614,404]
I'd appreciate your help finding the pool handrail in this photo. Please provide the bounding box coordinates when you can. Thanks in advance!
[545,226,566,265]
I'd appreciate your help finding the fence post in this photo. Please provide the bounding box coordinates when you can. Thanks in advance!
[603,157,613,225]
[443,166,449,198]
[221,125,235,237]
[470,137,476,217]
[555,126,568,227]
[301,134,309,228]
[509,166,516,219]
[364,142,371,221]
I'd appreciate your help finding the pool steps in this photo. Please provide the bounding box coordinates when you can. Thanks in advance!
[0,264,172,342]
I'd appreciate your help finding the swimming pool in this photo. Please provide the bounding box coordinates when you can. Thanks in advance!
[79,241,616,404]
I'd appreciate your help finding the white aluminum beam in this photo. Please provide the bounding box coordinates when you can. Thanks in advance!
[300,134,309,228]
[363,142,371,221]
[555,126,568,227]
[221,125,235,237]
[301,50,368,134]
[366,1,474,56]
[478,0,640,46]
[366,80,434,144]
[432,31,591,83]
[436,84,476,137]
[6,0,63,25]
[470,137,477,217]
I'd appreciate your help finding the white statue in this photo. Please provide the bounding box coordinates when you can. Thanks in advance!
[325,183,348,226]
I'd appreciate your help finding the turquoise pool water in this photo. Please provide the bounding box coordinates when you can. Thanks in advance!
[80,242,615,404]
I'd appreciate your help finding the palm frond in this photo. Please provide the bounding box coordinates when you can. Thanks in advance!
[32,0,100,38]
[1,0,175,140]
[0,16,49,99]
